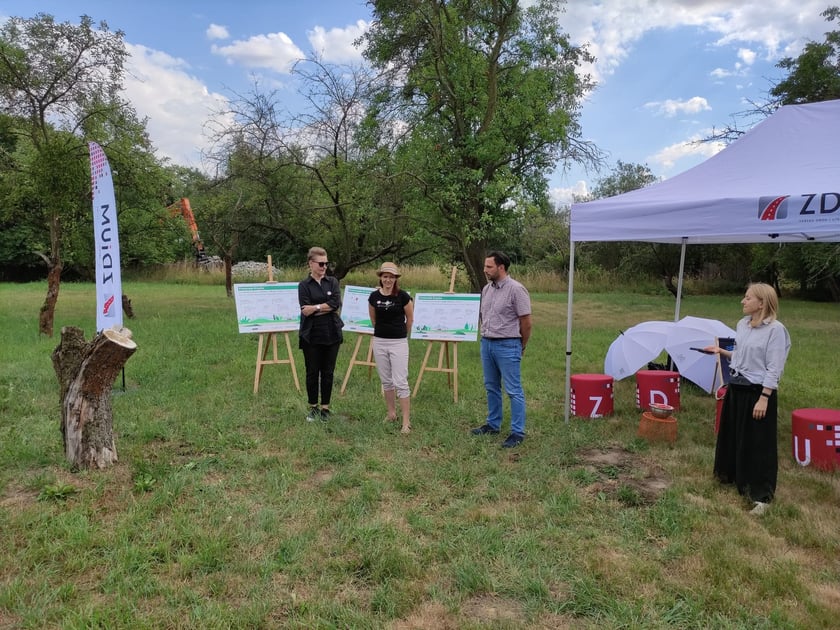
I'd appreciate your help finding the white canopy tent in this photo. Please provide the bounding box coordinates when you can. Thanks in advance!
[564,99,840,421]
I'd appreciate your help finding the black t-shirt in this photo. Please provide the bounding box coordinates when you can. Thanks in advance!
[368,289,412,339]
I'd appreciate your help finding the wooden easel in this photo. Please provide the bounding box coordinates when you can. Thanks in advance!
[413,267,461,402]
[252,256,300,394]
[413,338,459,402]
[340,332,377,394]
[254,331,300,393]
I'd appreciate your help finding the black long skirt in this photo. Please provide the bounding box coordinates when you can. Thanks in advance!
[713,383,778,503]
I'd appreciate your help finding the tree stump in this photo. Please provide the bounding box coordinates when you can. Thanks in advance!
[52,325,137,470]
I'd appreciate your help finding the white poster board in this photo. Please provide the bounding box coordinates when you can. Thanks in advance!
[411,293,481,342]
[341,285,377,333]
[233,282,300,333]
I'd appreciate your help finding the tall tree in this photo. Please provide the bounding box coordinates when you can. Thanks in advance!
[772,6,840,104]
[0,13,130,335]
[361,0,600,289]
[209,60,432,277]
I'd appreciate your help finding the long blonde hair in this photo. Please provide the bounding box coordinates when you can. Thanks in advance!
[748,282,779,322]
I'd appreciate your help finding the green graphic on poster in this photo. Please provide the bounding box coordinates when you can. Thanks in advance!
[341,285,377,333]
[233,283,300,333]
[411,293,480,342]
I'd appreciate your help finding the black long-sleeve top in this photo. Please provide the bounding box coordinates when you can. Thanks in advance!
[298,274,343,346]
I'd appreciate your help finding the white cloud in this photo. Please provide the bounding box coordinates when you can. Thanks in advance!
[561,0,828,84]
[648,134,725,171]
[124,43,229,169]
[645,97,711,118]
[307,20,368,62]
[206,23,229,41]
[550,180,589,208]
[738,47,757,65]
[711,47,758,79]
[211,32,305,73]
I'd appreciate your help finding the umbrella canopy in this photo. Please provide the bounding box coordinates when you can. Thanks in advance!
[665,317,736,393]
[604,321,674,380]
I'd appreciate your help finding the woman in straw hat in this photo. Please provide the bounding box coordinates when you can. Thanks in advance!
[368,262,414,433]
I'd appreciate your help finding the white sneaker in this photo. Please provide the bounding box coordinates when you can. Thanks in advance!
[749,501,769,516]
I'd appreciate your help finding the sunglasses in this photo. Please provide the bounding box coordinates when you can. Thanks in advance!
[312,261,329,267]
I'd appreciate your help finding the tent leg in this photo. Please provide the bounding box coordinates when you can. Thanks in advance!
[668,238,688,371]
[564,241,576,423]
[674,237,687,322]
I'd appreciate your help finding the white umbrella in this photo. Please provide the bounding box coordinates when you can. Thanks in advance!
[604,321,674,381]
[665,317,736,393]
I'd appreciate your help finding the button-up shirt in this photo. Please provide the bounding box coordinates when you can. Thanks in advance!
[479,276,531,339]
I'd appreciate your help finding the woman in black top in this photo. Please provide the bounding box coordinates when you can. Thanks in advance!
[298,247,343,421]
[368,262,414,433]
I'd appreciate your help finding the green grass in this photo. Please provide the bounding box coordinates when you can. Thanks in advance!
[1,280,840,628]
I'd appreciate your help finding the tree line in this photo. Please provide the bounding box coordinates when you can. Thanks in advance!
[2,3,840,337]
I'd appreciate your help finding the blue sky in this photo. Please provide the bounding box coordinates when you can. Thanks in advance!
[1,0,832,206]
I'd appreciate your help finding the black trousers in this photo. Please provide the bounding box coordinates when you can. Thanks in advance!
[714,382,778,503]
[300,341,341,406]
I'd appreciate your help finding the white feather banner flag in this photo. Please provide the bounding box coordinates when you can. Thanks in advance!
[89,141,123,331]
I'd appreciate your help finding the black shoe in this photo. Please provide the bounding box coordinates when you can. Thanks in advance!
[501,433,524,448]
[306,406,320,422]
[319,408,331,422]
[471,424,500,435]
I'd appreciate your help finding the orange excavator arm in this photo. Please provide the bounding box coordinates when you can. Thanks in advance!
[167,197,208,262]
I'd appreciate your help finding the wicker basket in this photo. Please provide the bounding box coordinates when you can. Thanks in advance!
[638,411,677,443]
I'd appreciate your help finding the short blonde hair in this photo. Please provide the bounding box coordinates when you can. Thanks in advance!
[307,246,327,261]
[748,282,779,322]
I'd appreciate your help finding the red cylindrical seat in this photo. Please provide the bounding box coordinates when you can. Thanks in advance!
[570,374,614,418]
[792,408,840,471]
[635,370,680,411]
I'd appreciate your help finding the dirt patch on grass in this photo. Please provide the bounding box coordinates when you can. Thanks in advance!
[388,601,457,629]
[389,596,581,630]
[0,609,23,630]
[577,444,671,505]
[460,595,525,624]
[0,484,36,510]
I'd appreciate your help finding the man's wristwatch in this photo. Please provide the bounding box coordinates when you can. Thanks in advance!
[316,304,321,311]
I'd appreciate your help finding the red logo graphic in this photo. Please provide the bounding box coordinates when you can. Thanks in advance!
[759,196,789,221]
[103,294,115,315]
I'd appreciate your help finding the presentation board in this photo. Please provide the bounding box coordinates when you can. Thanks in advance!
[233,282,300,333]
[411,293,480,342]
[341,285,377,333]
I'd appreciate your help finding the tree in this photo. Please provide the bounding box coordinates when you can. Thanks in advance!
[361,0,601,290]
[209,60,434,278]
[772,6,840,104]
[52,325,136,469]
[0,13,131,335]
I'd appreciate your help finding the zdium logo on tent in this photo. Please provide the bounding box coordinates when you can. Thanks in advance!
[758,196,789,221]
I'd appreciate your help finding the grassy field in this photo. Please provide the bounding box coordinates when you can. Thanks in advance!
[1,278,839,629]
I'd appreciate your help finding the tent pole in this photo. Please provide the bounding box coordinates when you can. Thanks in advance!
[674,237,687,322]
[564,241,576,423]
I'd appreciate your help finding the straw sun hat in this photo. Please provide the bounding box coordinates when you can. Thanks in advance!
[376,262,401,277]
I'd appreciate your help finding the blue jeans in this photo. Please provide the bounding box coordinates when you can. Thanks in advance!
[481,337,526,435]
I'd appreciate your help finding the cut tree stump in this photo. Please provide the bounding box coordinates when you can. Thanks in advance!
[52,325,137,470]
